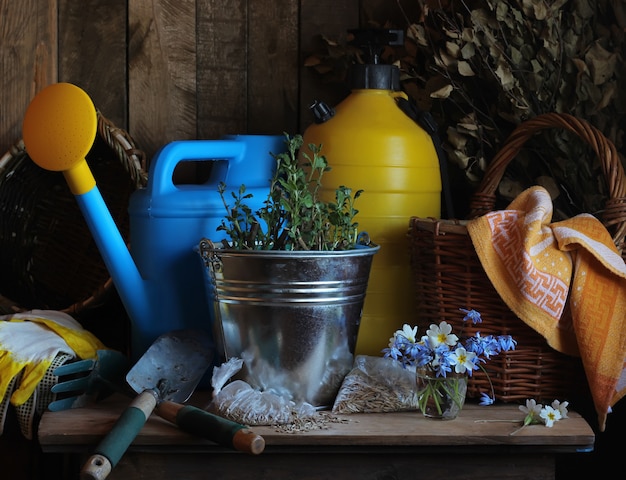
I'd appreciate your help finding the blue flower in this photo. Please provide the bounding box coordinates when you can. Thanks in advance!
[479,335,501,359]
[479,392,495,406]
[381,344,402,362]
[382,308,517,406]
[464,333,485,356]
[460,308,483,324]
[498,335,517,351]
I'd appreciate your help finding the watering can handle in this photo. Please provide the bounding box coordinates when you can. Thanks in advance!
[148,140,247,197]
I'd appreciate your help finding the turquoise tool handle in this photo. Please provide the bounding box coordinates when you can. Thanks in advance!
[156,401,265,455]
[80,391,157,480]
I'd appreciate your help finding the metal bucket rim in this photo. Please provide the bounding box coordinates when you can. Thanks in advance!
[197,241,380,261]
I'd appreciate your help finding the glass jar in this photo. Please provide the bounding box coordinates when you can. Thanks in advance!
[416,367,468,420]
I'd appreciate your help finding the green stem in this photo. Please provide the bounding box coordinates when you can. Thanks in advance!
[477,362,495,401]
[417,374,466,417]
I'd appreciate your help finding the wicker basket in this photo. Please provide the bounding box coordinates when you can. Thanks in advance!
[0,111,147,316]
[408,112,626,403]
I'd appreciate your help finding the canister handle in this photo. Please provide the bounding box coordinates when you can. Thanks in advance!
[147,140,246,197]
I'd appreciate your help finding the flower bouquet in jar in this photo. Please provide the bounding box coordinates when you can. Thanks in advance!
[383,309,516,419]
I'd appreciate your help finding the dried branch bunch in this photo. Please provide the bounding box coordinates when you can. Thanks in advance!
[306,0,626,219]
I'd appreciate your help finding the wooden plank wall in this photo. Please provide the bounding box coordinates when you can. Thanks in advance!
[0,0,381,164]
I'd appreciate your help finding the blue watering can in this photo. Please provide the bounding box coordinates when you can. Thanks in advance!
[21,82,282,360]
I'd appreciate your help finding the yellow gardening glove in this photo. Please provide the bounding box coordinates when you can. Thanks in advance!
[0,310,106,438]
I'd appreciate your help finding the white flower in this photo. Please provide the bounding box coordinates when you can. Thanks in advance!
[519,398,542,417]
[540,406,562,427]
[449,346,477,374]
[425,321,459,348]
[551,399,569,419]
[396,324,418,343]
[518,398,543,426]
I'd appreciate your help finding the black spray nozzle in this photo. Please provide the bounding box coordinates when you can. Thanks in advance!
[309,100,336,124]
[348,28,404,64]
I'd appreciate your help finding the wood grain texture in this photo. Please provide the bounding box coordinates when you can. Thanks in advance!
[111,452,556,480]
[38,395,593,480]
[39,395,594,449]
[58,0,128,129]
[0,0,352,162]
[128,0,197,162]
[248,0,299,134]
[0,0,57,154]
[196,0,248,138]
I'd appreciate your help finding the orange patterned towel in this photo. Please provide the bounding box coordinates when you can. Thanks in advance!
[467,186,626,431]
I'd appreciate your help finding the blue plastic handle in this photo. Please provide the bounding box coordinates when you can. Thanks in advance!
[147,140,246,197]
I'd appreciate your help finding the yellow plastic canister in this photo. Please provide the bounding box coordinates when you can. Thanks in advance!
[302,68,442,356]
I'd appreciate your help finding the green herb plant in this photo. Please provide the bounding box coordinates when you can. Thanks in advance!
[217,133,363,251]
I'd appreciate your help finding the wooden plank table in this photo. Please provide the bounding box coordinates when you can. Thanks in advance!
[38,393,594,480]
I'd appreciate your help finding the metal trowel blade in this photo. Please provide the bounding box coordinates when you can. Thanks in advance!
[125,329,213,404]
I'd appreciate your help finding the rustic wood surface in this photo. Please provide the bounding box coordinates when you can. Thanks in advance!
[105,453,556,480]
[37,393,594,480]
[0,0,57,153]
[38,393,594,450]
[0,0,371,164]
[59,0,128,127]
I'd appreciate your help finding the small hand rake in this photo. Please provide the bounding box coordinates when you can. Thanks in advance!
[49,349,130,412]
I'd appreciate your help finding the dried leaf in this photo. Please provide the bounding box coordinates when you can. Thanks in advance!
[457,61,475,76]
[446,41,461,57]
[431,84,454,99]
[312,64,334,75]
[576,0,595,19]
[460,42,475,60]
[528,0,548,20]
[595,81,617,111]
[494,61,514,90]
[585,42,617,85]
[510,46,523,65]
[436,49,456,68]
[321,35,340,47]
[443,26,460,39]
[571,58,589,76]
[494,1,510,22]
[461,28,474,43]
[470,8,492,29]
[498,177,525,201]
[444,145,472,170]
[303,55,321,67]
[446,126,468,149]
[536,176,561,199]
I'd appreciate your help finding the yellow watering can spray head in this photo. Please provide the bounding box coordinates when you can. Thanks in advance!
[22,82,97,195]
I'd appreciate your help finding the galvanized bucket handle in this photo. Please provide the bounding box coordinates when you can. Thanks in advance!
[198,238,224,275]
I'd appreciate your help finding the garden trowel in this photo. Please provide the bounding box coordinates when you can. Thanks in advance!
[80,329,265,480]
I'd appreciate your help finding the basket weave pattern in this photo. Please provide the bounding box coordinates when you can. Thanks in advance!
[0,112,147,315]
[409,113,626,402]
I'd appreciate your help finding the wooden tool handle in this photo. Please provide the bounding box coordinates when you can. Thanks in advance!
[81,391,157,480]
[156,401,265,455]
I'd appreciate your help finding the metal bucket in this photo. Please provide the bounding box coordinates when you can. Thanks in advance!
[198,240,379,407]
